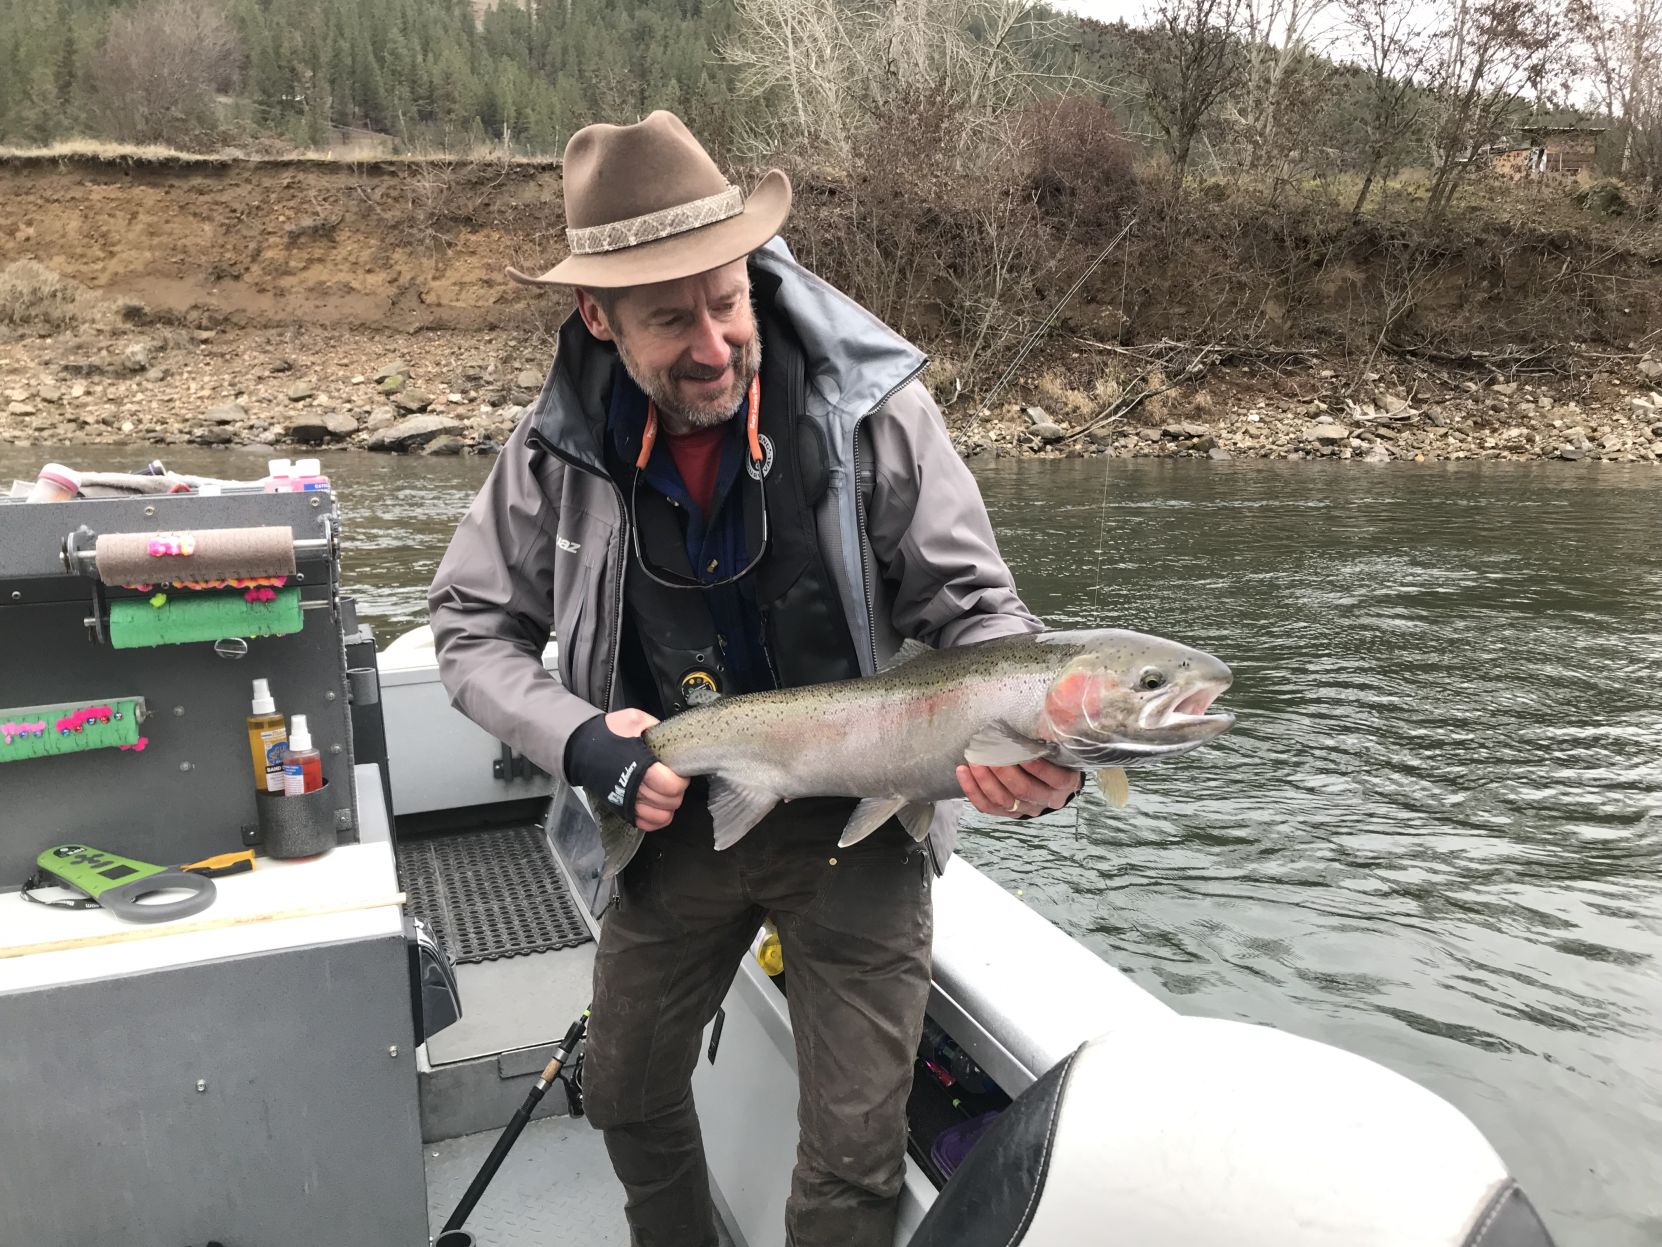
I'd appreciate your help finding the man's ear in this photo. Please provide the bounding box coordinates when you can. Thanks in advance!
[575,288,616,342]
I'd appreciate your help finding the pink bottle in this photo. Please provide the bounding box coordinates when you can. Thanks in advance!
[262,458,293,493]
[288,458,331,491]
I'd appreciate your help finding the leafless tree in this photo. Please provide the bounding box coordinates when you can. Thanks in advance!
[1422,0,1565,217]
[1568,0,1662,172]
[1628,64,1662,200]
[89,0,241,148]
[1134,0,1246,184]
[1229,0,1334,183]
[1338,0,1431,217]
[722,0,1079,168]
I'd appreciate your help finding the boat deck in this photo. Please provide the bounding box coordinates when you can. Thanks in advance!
[425,1115,628,1244]
[426,1115,737,1246]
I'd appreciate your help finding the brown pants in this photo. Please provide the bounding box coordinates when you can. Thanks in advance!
[582,799,934,1247]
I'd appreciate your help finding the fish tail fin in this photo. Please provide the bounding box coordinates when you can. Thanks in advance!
[587,787,646,880]
[708,776,779,850]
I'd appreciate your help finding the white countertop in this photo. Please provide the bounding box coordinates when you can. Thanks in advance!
[0,839,405,993]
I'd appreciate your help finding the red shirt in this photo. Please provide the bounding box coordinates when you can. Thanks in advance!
[662,424,726,517]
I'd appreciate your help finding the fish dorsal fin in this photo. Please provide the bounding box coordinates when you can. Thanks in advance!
[839,796,907,847]
[587,788,646,880]
[876,637,934,673]
[963,723,1047,767]
[1096,766,1130,808]
[708,776,779,850]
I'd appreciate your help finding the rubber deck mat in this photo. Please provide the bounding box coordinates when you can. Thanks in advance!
[396,825,592,964]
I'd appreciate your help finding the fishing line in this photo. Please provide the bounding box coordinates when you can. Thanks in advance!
[1090,220,1132,623]
[974,219,1136,425]
[1082,221,1135,838]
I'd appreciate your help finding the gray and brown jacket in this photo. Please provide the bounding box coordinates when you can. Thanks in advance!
[427,238,1040,866]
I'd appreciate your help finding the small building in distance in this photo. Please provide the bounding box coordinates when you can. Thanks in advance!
[1489,126,1607,182]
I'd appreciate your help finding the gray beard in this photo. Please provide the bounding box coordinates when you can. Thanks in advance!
[617,334,762,436]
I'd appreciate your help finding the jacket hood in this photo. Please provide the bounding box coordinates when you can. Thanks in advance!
[528,238,927,471]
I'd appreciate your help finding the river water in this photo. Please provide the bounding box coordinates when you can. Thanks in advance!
[6,445,1659,1245]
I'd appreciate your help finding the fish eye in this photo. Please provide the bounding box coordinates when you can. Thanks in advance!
[1137,669,1168,691]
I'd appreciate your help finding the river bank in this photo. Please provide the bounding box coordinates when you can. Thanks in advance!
[3,321,1661,465]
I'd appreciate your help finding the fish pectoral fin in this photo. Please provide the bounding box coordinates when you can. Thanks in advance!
[1096,766,1130,808]
[587,788,647,880]
[963,723,1048,767]
[708,777,779,850]
[896,802,936,842]
[839,797,907,847]
[876,637,935,673]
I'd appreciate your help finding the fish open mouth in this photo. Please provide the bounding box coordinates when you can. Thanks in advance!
[1138,680,1233,732]
[1173,686,1222,718]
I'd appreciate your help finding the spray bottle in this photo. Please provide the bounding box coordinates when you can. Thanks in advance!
[281,714,324,795]
[247,679,288,794]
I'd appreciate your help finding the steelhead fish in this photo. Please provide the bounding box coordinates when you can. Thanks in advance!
[589,628,1234,876]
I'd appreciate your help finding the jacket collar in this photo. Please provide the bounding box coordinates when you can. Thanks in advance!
[527,238,926,472]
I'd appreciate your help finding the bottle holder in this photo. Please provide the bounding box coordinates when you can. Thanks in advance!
[254,781,338,859]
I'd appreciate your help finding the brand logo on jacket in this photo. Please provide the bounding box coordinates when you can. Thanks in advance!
[557,536,582,553]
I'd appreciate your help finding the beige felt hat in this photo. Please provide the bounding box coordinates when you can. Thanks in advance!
[506,110,792,290]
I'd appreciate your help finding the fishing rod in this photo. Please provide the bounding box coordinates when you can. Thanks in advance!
[434,1005,590,1247]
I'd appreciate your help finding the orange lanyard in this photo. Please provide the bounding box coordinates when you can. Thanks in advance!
[637,374,762,471]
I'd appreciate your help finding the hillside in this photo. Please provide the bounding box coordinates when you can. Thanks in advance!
[2,152,1661,465]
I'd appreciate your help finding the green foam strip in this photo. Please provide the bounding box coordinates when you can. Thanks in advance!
[0,698,144,763]
[109,587,303,650]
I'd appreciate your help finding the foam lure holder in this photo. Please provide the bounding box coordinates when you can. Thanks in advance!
[92,526,298,586]
[0,697,148,763]
[107,587,303,650]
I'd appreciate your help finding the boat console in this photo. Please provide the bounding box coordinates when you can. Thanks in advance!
[0,481,437,1246]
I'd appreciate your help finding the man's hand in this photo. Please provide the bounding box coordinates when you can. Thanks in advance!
[603,709,689,832]
[956,758,1082,820]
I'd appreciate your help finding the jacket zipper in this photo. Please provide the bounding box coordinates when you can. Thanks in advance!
[849,363,941,874]
[849,361,927,673]
[533,431,631,912]
[531,432,630,714]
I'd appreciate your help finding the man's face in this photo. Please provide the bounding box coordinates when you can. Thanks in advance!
[577,259,760,434]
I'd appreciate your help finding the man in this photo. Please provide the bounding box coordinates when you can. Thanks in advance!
[428,111,1080,1247]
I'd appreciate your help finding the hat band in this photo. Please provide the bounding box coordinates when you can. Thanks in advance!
[566,186,745,257]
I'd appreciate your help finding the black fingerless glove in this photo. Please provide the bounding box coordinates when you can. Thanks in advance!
[564,714,658,826]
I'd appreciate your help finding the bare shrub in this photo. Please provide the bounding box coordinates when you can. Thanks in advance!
[89,0,242,151]
[0,261,103,330]
[351,157,519,256]
[1018,97,1138,232]
[1032,372,1093,419]
[784,91,1067,387]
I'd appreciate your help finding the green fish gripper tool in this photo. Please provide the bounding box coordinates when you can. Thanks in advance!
[22,844,216,924]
